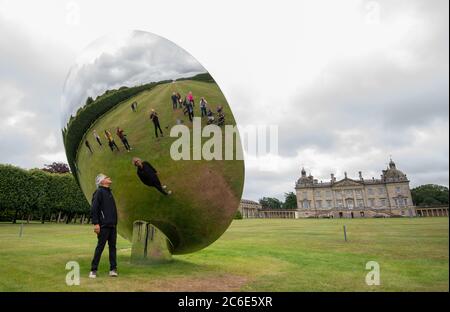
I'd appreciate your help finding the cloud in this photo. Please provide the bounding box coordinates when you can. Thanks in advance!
[61,30,206,125]
[0,15,71,169]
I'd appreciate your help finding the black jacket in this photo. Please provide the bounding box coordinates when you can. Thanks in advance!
[137,161,160,187]
[91,186,118,227]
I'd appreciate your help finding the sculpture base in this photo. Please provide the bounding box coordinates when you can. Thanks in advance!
[131,220,173,264]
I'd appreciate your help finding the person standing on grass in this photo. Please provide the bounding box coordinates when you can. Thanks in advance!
[150,109,163,138]
[199,97,208,117]
[186,100,194,122]
[171,92,178,110]
[176,92,182,108]
[89,174,118,279]
[93,130,102,147]
[116,127,132,152]
[132,157,172,195]
[105,130,120,152]
[187,91,194,106]
[85,140,93,154]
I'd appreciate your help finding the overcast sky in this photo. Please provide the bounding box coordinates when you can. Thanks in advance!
[0,0,448,201]
[61,30,205,125]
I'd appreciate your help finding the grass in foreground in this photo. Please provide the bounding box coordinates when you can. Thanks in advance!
[0,218,447,291]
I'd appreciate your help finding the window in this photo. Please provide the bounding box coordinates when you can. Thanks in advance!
[315,191,321,197]
[346,199,355,209]
[380,198,386,207]
[396,187,401,193]
[378,188,384,195]
[302,191,308,198]
[326,190,332,198]
[357,199,364,207]
[404,198,408,206]
[337,200,343,208]
[368,188,374,195]
[327,200,333,208]
[369,199,375,207]
[303,200,310,209]
[356,190,363,197]
[345,190,353,197]
[316,200,322,208]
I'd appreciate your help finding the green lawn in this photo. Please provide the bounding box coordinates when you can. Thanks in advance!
[0,218,447,291]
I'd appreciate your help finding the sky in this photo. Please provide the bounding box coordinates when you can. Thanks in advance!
[0,0,448,201]
[61,30,206,125]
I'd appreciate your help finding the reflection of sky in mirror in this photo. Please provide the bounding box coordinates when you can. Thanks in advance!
[60,30,206,128]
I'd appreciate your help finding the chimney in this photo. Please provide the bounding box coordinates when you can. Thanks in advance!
[359,171,363,181]
[331,173,335,183]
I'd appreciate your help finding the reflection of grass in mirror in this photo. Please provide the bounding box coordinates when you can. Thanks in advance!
[0,218,447,291]
[76,80,244,254]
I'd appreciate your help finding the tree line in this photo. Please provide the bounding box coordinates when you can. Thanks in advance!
[0,163,90,224]
[411,184,449,206]
[259,192,298,209]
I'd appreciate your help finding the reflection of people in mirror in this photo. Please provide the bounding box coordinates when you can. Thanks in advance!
[105,130,120,152]
[93,130,102,147]
[171,92,178,110]
[132,157,172,195]
[85,140,93,154]
[116,127,132,152]
[150,109,163,138]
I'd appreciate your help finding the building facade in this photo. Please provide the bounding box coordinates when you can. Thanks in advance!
[295,159,416,218]
[238,199,262,218]
[238,199,298,219]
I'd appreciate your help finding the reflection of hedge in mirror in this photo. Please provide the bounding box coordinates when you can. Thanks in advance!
[176,73,214,83]
[62,80,172,183]
[0,164,89,223]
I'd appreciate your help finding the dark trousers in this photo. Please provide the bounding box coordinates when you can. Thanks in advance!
[91,226,117,271]
[108,140,119,151]
[96,137,102,146]
[148,179,168,195]
[121,138,131,150]
[201,107,207,117]
[188,110,194,122]
[172,101,177,109]
[153,122,163,137]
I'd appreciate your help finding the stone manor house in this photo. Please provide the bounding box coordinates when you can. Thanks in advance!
[239,159,448,218]
[295,159,415,218]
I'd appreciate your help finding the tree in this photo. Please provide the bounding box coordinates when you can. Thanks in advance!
[42,162,70,174]
[234,210,243,219]
[411,184,449,206]
[29,169,51,223]
[283,192,297,209]
[259,197,282,209]
[85,96,94,106]
[0,164,34,223]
